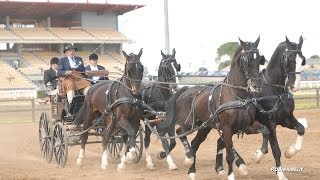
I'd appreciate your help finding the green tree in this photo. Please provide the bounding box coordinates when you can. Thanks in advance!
[215,42,239,71]
[310,55,320,59]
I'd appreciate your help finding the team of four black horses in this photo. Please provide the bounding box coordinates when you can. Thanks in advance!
[75,35,306,180]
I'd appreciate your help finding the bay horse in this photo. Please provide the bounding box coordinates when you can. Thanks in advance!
[214,36,306,180]
[74,48,144,171]
[142,48,181,170]
[158,37,267,180]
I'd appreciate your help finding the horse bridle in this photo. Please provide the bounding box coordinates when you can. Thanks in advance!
[280,49,302,89]
[239,48,261,92]
[159,58,179,82]
[123,55,143,92]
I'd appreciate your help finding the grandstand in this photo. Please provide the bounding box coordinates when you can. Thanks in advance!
[0,0,143,99]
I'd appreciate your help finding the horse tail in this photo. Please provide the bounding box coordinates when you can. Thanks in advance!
[159,86,189,129]
[74,88,93,126]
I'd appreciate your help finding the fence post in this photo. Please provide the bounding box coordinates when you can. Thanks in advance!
[31,99,35,122]
[317,88,319,108]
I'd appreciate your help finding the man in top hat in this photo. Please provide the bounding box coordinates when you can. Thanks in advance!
[85,53,109,84]
[57,44,91,105]
[44,57,59,95]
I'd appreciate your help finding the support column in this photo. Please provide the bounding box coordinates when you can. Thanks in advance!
[59,44,64,55]
[6,43,10,50]
[100,44,104,55]
[48,44,52,51]
[47,16,51,28]
[17,44,22,54]
[6,16,10,29]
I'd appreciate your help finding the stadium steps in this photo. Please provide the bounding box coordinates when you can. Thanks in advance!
[8,29,23,39]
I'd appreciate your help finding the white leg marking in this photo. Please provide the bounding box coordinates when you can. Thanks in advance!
[166,155,178,170]
[76,148,85,167]
[277,171,288,180]
[184,156,194,166]
[253,149,265,163]
[145,148,155,170]
[227,172,235,180]
[188,173,196,180]
[285,135,303,158]
[126,147,136,164]
[238,163,249,176]
[117,154,126,171]
[100,150,108,170]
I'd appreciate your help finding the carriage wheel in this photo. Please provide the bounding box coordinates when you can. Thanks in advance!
[107,137,124,160]
[133,126,144,163]
[38,113,53,163]
[52,122,68,167]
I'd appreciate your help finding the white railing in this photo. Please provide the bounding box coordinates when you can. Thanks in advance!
[0,89,37,100]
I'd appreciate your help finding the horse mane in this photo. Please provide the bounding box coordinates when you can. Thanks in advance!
[229,45,243,68]
[268,42,286,66]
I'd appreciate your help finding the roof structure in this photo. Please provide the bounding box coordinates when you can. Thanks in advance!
[0,1,143,20]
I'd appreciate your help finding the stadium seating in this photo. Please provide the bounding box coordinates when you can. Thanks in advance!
[0,28,20,40]
[0,60,35,89]
[12,28,58,40]
[85,28,128,40]
[48,28,93,41]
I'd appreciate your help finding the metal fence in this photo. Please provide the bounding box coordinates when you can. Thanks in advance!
[0,87,319,123]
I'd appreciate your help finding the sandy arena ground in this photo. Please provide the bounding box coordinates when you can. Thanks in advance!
[0,109,319,180]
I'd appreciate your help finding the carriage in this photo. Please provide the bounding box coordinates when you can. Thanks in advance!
[38,79,144,168]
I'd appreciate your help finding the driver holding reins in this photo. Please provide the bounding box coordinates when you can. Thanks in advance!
[57,44,91,106]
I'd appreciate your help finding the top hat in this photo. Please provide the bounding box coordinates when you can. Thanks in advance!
[89,53,98,60]
[63,44,77,53]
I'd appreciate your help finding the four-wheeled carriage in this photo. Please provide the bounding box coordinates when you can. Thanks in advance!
[39,85,144,167]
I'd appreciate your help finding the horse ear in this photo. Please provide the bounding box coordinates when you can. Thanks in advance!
[172,48,176,57]
[137,48,143,59]
[161,50,165,57]
[254,35,260,48]
[122,50,129,60]
[285,36,294,50]
[238,37,246,48]
[299,35,303,45]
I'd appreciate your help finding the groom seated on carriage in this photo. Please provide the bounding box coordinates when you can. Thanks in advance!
[57,44,91,109]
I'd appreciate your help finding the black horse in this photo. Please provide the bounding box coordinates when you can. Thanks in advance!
[74,48,144,171]
[158,37,267,179]
[142,48,181,170]
[252,36,306,179]
[214,36,306,180]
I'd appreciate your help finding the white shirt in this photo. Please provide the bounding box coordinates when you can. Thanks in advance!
[90,65,100,82]
[68,56,78,69]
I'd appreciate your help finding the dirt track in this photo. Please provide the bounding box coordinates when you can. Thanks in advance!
[0,109,319,180]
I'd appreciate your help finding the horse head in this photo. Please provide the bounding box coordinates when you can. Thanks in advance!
[283,36,306,92]
[122,48,144,96]
[159,48,181,91]
[234,36,265,93]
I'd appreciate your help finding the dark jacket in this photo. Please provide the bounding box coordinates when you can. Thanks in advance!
[57,56,85,77]
[85,65,109,82]
[44,68,58,88]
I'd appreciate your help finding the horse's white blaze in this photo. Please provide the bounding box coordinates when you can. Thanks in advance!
[171,62,179,83]
[277,171,288,180]
[76,148,85,166]
[188,173,196,180]
[227,172,235,180]
[101,150,108,170]
[293,54,303,91]
[166,155,178,170]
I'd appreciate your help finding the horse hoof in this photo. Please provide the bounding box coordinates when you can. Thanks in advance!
[157,152,166,159]
[188,173,196,180]
[147,164,156,170]
[285,145,297,158]
[76,158,82,168]
[169,164,178,171]
[101,163,108,171]
[253,149,264,163]
[184,156,194,166]
[238,164,249,176]
[218,170,226,176]
[117,163,125,172]
[277,172,288,180]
